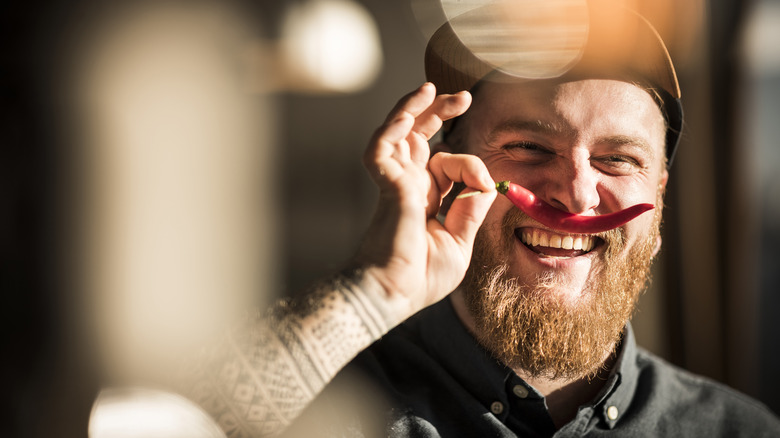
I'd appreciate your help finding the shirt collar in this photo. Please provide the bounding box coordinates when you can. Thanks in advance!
[596,323,640,428]
[417,297,512,409]
[415,297,641,428]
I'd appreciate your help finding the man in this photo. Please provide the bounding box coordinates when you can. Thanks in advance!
[184,2,780,437]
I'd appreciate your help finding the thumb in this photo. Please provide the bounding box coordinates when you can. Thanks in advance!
[443,189,495,246]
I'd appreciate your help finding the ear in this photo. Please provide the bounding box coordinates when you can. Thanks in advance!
[659,168,669,191]
[652,168,670,258]
[652,234,663,257]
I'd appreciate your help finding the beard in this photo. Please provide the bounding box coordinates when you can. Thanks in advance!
[461,200,662,380]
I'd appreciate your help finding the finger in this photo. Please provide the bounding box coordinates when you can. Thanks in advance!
[428,152,495,196]
[407,129,431,166]
[425,152,494,218]
[411,91,471,142]
[443,185,496,247]
[408,91,471,164]
[428,153,496,242]
[363,113,415,183]
[384,82,436,123]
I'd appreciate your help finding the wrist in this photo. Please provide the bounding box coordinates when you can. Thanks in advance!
[339,266,415,331]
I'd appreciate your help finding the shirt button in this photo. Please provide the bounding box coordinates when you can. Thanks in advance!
[512,385,529,399]
[490,401,504,415]
[607,405,619,420]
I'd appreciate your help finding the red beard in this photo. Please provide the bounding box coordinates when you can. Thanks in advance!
[461,201,661,379]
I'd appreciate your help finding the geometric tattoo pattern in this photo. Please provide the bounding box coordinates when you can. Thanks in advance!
[181,275,390,437]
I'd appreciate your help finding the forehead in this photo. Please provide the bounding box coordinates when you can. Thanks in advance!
[461,78,666,157]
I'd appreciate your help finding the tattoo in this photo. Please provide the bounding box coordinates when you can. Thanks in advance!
[182,274,390,437]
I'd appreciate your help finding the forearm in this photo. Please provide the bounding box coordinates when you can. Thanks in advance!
[183,270,399,437]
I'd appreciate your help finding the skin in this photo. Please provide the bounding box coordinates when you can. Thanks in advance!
[442,78,669,425]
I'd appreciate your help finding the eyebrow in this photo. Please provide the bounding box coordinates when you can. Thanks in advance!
[486,120,568,145]
[596,135,655,159]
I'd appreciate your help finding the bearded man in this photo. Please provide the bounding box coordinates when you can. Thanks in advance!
[182,2,780,437]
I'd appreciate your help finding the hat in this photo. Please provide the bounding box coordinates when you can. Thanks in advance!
[425,0,683,167]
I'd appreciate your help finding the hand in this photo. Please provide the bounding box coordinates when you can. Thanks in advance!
[355,82,496,325]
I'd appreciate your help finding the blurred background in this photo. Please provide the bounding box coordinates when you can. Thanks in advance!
[2,0,778,436]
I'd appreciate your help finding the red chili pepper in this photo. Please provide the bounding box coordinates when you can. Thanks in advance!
[495,181,654,234]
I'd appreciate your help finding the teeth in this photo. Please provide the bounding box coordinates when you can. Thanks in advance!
[521,230,595,252]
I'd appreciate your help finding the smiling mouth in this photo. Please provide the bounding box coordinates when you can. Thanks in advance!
[516,228,601,257]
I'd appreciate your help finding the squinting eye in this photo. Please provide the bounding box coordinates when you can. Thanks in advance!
[594,155,642,174]
[502,141,546,152]
[603,155,639,166]
[500,141,554,164]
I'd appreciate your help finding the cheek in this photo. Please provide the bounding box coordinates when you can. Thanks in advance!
[480,154,511,180]
[481,156,545,192]
[623,216,653,247]
[476,197,517,250]
[482,197,511,231]
[595,174,660,211]
[618,190,663,252]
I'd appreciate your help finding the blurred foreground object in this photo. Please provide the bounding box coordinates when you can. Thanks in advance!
[72,0,387,433]
[89,387,226,438]
[73,0,277,387]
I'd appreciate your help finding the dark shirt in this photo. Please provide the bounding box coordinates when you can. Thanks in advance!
[288,297,780,437]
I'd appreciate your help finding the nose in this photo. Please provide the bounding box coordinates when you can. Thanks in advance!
[541,157,600,214]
